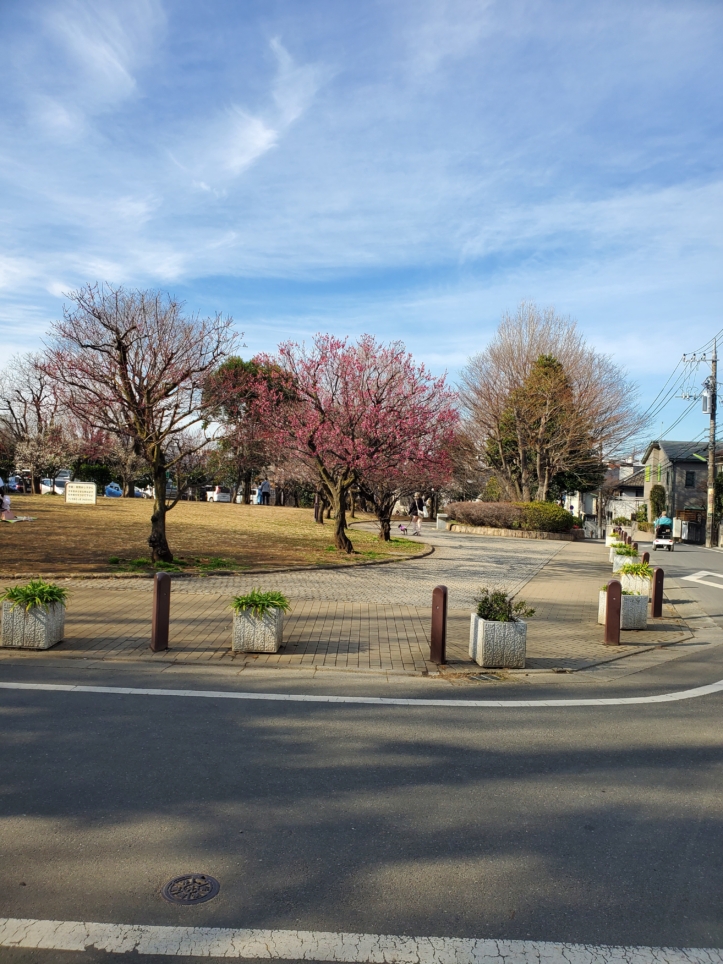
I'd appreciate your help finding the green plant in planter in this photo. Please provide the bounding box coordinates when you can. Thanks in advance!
[614,544,639,557]
[601,584,642,596]
[231,589,291,620]
[611,541,628,549]
[475,588,535,622]
[619,562,653,578]
[1,579,69,612]
[612,516,631,526]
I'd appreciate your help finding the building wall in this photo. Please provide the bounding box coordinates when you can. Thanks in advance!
[643,450,706,518]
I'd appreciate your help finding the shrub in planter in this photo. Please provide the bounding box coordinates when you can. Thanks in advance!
[231,589,291,653]
[612,544,638,572]
[609,540,628,561]
[469,588,535,668]
[598,585,648,630]
[1,579,69,650]
[619,561,653,598]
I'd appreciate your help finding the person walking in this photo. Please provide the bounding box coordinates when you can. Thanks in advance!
[260,478,271,506]
[409,491,424,535]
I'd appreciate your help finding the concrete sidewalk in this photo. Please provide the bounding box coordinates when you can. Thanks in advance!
[0,534,692,675]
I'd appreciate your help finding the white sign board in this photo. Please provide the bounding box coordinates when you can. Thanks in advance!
[65,482,97,505]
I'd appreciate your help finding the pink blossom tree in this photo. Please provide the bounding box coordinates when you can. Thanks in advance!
[256,335,458,552]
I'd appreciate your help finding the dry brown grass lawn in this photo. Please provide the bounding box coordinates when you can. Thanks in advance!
[0,496,421,574]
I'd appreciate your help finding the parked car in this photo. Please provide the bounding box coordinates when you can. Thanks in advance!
[40,478,67,495]
[6,476,28,493]
[140,484,178,500]
[105,482,123,498]
[235,488,258,504]
[207,485,232,503]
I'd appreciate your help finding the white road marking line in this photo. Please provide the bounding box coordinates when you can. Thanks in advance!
[682,570,723,589]
[0,678,722,707]
[0,918,720,962]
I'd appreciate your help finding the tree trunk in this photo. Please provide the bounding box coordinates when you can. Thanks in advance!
[242,469,253,504]
[374,495,396,541]
[148,462,173,562]
[331,483,353,553]
[32,475,41,494]
[122,475,133,497]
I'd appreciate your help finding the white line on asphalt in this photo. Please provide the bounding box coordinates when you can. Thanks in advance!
[1,918,720,962]
[1,678,723,707]
[682,570,723,589]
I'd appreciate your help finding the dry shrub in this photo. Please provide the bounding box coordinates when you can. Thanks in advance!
[445,502,523,528]
[446,501,574,532]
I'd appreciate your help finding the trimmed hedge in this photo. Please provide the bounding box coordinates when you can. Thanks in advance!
[636,521,653,532]
[445,501,575,533]
[445,502,524,529]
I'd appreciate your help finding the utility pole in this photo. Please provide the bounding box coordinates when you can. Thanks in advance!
[706,339,717,548]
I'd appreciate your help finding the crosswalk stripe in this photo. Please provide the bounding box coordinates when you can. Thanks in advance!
[1,918,720,962]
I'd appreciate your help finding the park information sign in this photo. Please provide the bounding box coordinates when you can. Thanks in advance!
[65,482,97,505]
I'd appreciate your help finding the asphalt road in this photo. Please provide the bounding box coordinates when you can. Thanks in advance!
[638,534,723,626]
[1,638,723,963]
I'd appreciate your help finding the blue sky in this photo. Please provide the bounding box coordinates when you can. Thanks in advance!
[1,0,722,447]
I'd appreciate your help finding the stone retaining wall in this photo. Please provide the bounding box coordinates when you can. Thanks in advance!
[448,524,585,541]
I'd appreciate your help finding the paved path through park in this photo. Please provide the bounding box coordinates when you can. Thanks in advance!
[0,526,696,676]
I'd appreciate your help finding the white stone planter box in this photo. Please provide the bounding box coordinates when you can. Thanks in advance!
[469,614,526,668]
[598,591,648,630]
[436,513,449,531]
[1,600,66,650]
[612,552,637,572]
[621,574,652,598]
[232,608,284,653]
[605,532,620,547]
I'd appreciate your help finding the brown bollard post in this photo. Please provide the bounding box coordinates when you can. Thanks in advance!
[652,567,664,618]
[151,571,171,652]
[604,579,622,645]
[642,551,650,565]
[430,585,448,665]
[633,542,638,553]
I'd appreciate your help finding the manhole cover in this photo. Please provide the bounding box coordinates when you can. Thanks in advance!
[161,874,220,905]
[469,673,500,682]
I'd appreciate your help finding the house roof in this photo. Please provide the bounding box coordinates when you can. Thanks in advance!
[614,467,646,490]
[641,440,709,465]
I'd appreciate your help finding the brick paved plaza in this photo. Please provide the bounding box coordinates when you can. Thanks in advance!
[0,527,691,675]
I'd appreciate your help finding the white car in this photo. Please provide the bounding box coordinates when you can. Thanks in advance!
[207,485,232,503]
[235,488,258,504]
[40,478,67,495]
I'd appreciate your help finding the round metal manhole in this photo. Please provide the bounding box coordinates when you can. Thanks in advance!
[161,874,220,905]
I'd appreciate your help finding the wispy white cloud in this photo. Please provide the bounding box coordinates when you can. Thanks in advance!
[0,0,721,442]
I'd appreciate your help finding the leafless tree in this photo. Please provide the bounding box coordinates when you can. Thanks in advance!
[42,283,236,561]
[0,353,61,491]
[104,435,150,497]
[459,303,646,502]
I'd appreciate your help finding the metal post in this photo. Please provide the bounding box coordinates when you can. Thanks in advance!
[604,579,621,645]
[642,551,650,565]
[706,339,717,548]
[151,571,171,652]
[652,567,664,618]
[430,585,447,665]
